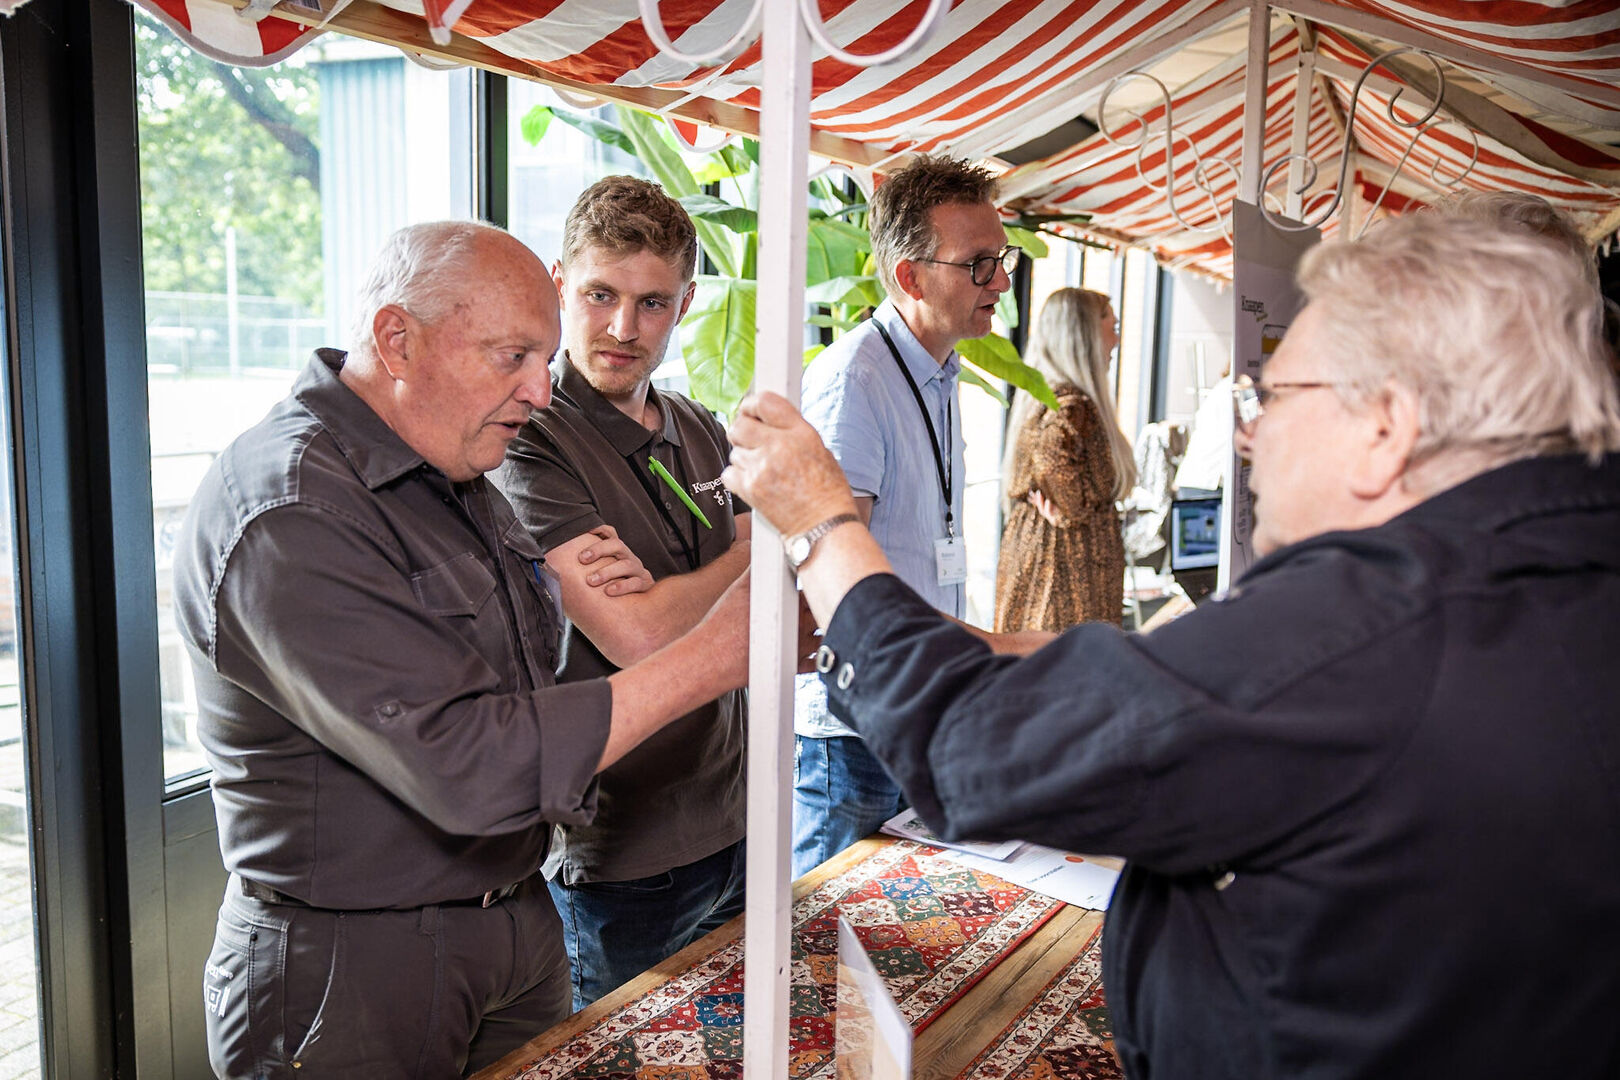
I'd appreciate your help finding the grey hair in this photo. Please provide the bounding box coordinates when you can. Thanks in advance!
[1002,288,1138,502]
[1297,212,1620,489]
[1429,190,1597,287]
[868,154,1000,298]
[348,220,511,359]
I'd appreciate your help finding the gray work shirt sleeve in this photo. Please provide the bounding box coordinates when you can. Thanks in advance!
[207,503,610,836]
[493,423,603,554]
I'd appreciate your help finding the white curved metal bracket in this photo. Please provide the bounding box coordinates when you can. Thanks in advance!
[809,160,873,202]
[1097,70,1245,240]
[667,116,738,154]
[1259,47,1478,236]
[552,86,610,110]
[638,0,766,66]
[402,50,467,71]
[798,0,949,67]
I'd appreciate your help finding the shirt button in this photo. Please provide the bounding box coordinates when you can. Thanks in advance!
[814,645,836,674]
[377,701,402,721]
[835,663,855,690]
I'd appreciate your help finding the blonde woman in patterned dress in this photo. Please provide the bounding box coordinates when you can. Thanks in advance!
[995,288,1138,632]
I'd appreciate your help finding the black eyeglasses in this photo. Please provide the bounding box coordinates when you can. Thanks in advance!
[918,244,1022,287]
[1231,373,1348,435]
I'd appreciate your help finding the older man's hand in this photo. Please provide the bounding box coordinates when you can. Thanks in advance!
[723,391,856,538]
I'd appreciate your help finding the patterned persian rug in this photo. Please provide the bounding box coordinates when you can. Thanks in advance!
[954,927,1121,1080]
[498,840,1063,1080]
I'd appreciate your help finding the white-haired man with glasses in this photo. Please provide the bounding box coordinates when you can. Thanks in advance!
[725,211,1620,1079]
[791,153,1026,876]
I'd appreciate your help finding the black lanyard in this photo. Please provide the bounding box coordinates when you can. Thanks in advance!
[621,444,702,572]
[873,320,955,538]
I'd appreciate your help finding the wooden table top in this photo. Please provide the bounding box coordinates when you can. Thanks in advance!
[474,837,1110,1080]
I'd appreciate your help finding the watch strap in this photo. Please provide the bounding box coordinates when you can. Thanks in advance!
[786,512,859,569]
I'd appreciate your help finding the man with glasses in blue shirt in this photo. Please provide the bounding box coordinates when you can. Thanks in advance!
[792,154,1031,876]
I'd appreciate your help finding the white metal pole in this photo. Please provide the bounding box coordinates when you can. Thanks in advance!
[1239,1,1270,206]
[1222,2,1270,595]
[744,0,810,1074]
[1345,142,1361,237]
[1285,45,1315,220]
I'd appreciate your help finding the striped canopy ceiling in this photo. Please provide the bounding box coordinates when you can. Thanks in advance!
[132,0,1620,278]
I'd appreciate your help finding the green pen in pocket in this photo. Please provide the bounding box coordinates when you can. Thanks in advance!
[648,457,713,529]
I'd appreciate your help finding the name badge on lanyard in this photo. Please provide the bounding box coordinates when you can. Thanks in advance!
[934,535,967,586]
[874,320,965,590]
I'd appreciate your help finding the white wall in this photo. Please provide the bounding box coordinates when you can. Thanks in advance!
[1161,274,1233,428]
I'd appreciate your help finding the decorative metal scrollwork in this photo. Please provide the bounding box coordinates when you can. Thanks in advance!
[1260,47,1479,237]
[553,87,609,110]
[637,0,765,66]
[797,0,949,68]
[1097,71,1244,240]
[402,51,467,71]
[637,0,947,71]
[667,118,738,154]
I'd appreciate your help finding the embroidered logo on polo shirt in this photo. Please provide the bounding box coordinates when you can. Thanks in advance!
[690,476,731,506]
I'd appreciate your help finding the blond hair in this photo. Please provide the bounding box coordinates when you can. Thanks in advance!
[1298,212,1620,489]
[1002,288,1138,503]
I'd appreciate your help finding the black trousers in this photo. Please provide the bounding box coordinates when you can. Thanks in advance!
[203,874,571,1079]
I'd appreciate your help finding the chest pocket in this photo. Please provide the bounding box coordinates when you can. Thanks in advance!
[502,518,562,662]
[409,552,495,617]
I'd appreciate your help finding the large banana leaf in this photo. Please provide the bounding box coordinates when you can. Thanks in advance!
[680,276,757,417]
[806,214,870,285]
[996,290,1019,331]
[520,105,554,147]
[1003,223,1050,259]
[805,275,884,308]
[957,365,1008,406]
[679,194,758,234]
[957,333,1058,410]
[614,107,744,279]
[534,106,636,156]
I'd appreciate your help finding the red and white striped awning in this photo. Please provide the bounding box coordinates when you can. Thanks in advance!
[125,0,1620,278]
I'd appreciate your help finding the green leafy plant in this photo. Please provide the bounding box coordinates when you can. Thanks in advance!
[522,103,1056,416]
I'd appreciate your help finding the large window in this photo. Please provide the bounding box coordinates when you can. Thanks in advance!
[504,82,730,397]
[136,19,476,787]
[0,235,41,1080]
[505,82,649,269]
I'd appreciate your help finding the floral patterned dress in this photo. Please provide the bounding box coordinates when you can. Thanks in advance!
[995,384,1125,631]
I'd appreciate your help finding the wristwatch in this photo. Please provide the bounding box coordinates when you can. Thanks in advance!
[785,513,859,570]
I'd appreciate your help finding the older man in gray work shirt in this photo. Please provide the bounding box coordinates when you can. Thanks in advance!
[174,221,750,1079]
[793,154,1038,876]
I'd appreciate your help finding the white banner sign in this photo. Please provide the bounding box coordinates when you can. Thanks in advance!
[1222,201,1320,588]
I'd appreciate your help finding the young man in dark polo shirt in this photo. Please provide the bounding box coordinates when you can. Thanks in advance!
[492,176,750,1008]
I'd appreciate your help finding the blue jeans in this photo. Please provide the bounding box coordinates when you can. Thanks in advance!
[548,839,745,1010]
[792,735,905,878]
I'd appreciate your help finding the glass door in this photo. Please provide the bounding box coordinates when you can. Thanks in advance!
[0,218,42,1080]
[134,16,479,1071]
[135,16,479,790]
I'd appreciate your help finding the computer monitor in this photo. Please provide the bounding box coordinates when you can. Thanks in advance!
[1169,497,1222,571]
